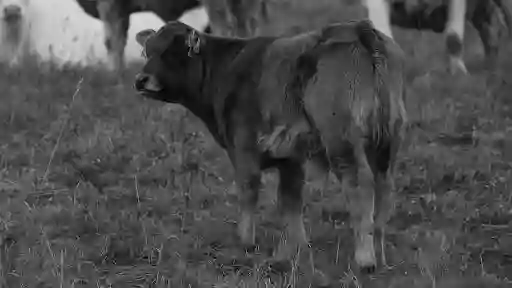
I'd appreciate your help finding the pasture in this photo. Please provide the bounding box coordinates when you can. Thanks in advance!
[0,1,511,288]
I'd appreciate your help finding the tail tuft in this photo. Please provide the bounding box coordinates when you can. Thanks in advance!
[355,19,392,142]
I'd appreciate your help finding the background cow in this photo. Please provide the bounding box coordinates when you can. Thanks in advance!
[0,0,31,67]
[74,0,206,72]
[207,0,511,74]
[201,0,269,37]
[133,19,407,273]
[388,0,512,74]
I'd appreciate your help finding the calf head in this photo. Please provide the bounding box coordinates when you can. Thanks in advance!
[0,0,28,23]
[134,21,206,103]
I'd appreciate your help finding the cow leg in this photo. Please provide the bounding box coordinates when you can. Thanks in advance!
[363,0,394,39]
[97,0,129,72]
[326,138,376,273]
[470,2,501,69]
[445,0,468,74]
[274,159,308,261]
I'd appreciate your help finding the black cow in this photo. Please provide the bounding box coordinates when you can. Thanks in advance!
[207,0,512,74]
[74,0,209,72]
[389,0,512,73]
[133,19,407,272]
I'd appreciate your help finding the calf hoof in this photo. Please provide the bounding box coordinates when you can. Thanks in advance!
[355,242,377,274]
[359,264,376,275]
[267,258,292,273]
[273,241,303,263]
[241,243,258,253]
[312,270,331,288]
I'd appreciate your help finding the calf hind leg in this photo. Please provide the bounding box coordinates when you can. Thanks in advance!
[274,159,308,261]
[327,140,377,273]
[367,138,400,268]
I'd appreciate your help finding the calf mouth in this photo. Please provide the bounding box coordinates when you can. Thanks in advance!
[134,73,163,94]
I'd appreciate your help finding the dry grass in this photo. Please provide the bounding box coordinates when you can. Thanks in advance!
[0,2,511,288]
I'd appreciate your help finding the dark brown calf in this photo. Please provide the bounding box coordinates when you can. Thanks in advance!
[133,19,407,272]
[75,0,203,72]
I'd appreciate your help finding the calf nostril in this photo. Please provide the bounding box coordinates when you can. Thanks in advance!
[135,74,149,89]
[138,74,148,84]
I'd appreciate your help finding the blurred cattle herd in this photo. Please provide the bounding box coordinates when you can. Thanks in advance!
[0,0,510,74]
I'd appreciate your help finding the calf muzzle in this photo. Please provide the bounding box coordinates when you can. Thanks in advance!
[134,73,163,93]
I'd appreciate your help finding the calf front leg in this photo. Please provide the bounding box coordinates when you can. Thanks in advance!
[231,149,262,248]
[274,159,308,261]
[97,0,129,72]
[236,176,260,248]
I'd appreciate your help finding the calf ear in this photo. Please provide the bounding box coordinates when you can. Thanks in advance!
[136,29,156,47]
[187,30,205,55]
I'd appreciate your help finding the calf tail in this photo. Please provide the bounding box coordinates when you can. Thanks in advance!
[354,20,392,142]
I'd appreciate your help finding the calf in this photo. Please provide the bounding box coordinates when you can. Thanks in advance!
[74,0,205,72]
[133,19,407,272]
[0,0,30,67]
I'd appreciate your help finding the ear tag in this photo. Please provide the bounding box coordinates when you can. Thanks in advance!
[187,30,201,57]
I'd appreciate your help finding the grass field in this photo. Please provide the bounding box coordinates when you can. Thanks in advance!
[0,1,511,288]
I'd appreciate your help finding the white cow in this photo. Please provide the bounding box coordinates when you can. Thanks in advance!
[0,0,31,67]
